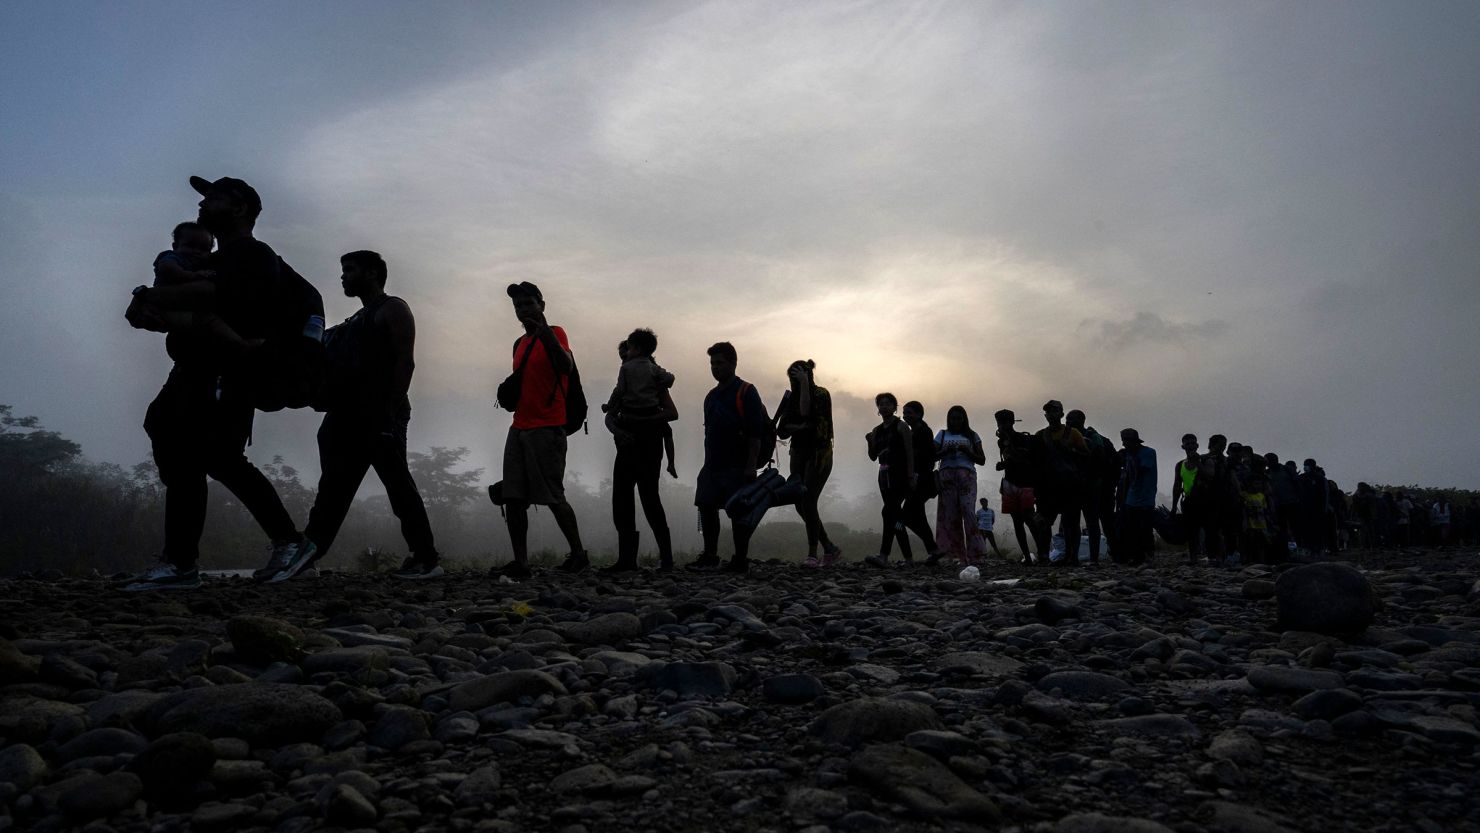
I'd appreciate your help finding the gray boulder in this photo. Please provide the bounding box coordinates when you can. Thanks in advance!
[848,743,1000,820]
[1275,563,1378,635]
[448,669,568,712]
[810,697,943,747]
[144,683,342,746]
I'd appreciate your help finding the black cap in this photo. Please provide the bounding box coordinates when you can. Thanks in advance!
[506,281,543,302]
[994,409,1019,423]
[190,175,262,214]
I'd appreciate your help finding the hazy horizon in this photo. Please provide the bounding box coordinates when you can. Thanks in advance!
[4,1,1480,505]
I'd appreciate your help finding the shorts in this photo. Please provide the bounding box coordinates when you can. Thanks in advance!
[1000,481,1036,515]
[502,426,567,506]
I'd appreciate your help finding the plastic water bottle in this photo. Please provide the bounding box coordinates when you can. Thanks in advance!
[302,314,325,343]
[1048,533,1066,562]
[959,565,981,581]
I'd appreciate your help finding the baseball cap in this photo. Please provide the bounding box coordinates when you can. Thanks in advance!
[506,281,544,302]
[189,175,262,214]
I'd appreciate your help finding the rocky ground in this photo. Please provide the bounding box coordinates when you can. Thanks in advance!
[1,549,1478,833]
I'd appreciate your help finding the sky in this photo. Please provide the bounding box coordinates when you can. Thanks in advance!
[3,0,1479,507]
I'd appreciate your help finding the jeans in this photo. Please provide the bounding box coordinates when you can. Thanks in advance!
[304,408,436,559]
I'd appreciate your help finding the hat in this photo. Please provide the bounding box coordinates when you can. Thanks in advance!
[1043,399,1063,412]
[1120,428,1142,445]
[506,281,544,302]
[189,175,262,214]
[993,409,1019,423]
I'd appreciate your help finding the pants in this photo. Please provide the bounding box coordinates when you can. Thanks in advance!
[145,369,298,569]
[899,479,937,556]
[1036,486,1083,563]
[1184,501,1224,560]
[790,447,836,554]
[305,409,435,559]
[1116,505,1154,564]
[1082,484,1114,562]
[935,467,983,563]
[612,427,670,550]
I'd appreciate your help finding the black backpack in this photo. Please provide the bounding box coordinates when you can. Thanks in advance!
[735,382,777,469]
[242,256,325,413]
[313,295,388,413]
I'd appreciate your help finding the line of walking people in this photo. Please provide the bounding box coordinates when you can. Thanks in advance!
[119,174,1350,591]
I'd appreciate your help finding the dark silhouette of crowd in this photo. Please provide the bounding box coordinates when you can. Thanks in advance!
[118,175,1455,590]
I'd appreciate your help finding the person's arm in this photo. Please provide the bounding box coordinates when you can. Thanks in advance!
[969,432,987,466]
[866,427,879,461]
[379,299,417,400]
[900,422,916,483]
[522,316,572,374]
[1171,462,1184,512]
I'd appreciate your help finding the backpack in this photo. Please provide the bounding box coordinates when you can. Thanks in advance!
[242,256,325,413]
[314,295,389,413]
[735,382,777,469]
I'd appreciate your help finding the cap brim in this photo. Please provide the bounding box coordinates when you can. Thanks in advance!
[189,175,213,196]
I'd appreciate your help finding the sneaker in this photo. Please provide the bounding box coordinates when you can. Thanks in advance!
[253,542,296,583]
[863,554,892,569]
[266,539,319,584]
[924,551,945,566]
[491,561,532,580]
[687,554,722,571]
[557,551,590,574]
[392,557,445,580]
[821,546,842,566]
[122,563,201,592]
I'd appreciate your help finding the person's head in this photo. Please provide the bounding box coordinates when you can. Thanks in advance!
[1208,434,1227,454]
[1228,441,1243,459]
[1120,428,1142,448]
[787,359,815,390]
[171,222,213,257]
[707,341,737,383]
[1066,409,1086,430]
[875,392,898,419]
[1303,458,1316,473]
[191,175,261,235]
[1263,452,1280,468]
[1285,460,1298,473]
[1043,400,1064,425]
[994,409,1017,436]
[506,281,545,327]
[1249,456,1266,475]
[616,340,629,362]
[340,250,388,298]
[946,405,970,434]
[903,400,924,426]
[626,328,657,358]
[980,497,990,509]
[1181,433,1199,455]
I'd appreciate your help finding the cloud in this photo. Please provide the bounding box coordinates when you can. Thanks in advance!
[1080,311,1229,351]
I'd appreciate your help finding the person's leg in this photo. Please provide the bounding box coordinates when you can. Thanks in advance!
[699,506,722,561]
[934,475,960,560]
[877,475,898,557]
[206,394,299,545]
[369,416,437,561]
[902,488,935,557]
[809,450,838,554]
[304,412,373,560]
[506,501,530,565]
[790,451,820,557]
[1061,498,1082,566]
[610,443,640,569]
[145,377,209,572]
[549,501,585,558]
[1083,488,1102,564]
[985,530,1004,559]
[961,474,985,562]
[634,432,671,568]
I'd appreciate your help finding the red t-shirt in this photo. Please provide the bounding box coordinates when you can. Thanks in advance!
[511,326,571,430]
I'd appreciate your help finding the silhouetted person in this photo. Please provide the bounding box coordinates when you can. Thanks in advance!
[899,401,944,562]
[776,360,843,568]
[270,251,440,582]
[1294,459,1328,555]
[1237,457,1273,565]
[1264,451,1298,558]
[1035,400,1088,567]
[691,342,768,572]
[932,405,987,566]
[864,393,916,567]
[1192,434,1235,565]
[121,176,305,591]
[492,282,586,577]
[1115,428,1157,565]
[994,409,1040,564]
[976,497,1005,559]
[604,328,676,572]
[1066,409,1117,564]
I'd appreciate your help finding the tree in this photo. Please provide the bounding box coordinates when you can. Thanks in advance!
[0,404,81,476]
[407,446,484,540]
